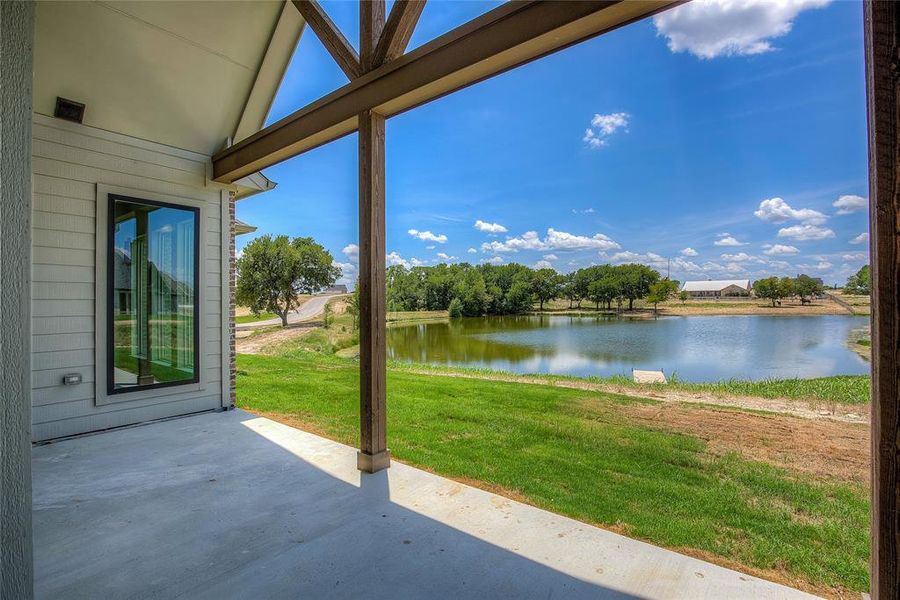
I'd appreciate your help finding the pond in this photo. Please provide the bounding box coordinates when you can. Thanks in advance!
[387,315,871,382]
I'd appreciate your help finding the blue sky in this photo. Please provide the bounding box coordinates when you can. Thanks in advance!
[236,0,869,288]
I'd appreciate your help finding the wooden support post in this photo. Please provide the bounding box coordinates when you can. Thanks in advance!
[357,0,389,473]
[866,1,900,597]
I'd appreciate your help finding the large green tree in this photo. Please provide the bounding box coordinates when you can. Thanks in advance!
[794,274,824,304]
[531,268,563,311]
[236,235,340,326]
[647,279,678,313]
[845,264,870,295]
[753,276,795,307]
[618,263,660,310]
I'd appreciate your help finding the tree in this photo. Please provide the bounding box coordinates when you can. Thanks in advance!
[618,263,660,310]
[236,235,340,327]
[794,275,824,304]
[561,273,579,308]
[845,264,870,295]
[753,276,792,307]
[505,272,535,314]
[531,268,563,311]
[587,278,617,310]
[647,279,678,313]
[322,301,333,329]
[448,297,463,318]
[347,287,360,330]
[678,290,689,304]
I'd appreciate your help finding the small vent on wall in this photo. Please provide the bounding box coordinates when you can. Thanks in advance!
[54,97,85,123]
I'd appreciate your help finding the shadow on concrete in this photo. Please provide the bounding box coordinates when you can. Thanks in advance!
[32,410,640,600]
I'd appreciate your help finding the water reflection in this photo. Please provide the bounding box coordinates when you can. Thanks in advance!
[387,315,871,382]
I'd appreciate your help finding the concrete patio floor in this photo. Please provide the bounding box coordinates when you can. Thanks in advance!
[33,409,820,599]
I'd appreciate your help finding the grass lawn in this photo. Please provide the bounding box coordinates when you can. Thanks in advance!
[391,361,871,406]
[235,312,278,324]
[236,350,869,596]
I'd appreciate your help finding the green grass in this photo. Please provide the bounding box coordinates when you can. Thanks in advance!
[236,312,278,324]
[388,361,871,406]
[236,350,869,594]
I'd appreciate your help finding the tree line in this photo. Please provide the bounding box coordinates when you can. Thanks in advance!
[388,262,670,316]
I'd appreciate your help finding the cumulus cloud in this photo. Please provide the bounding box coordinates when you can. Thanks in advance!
[762,244,800,256]
[474,220,507,234]
[777,224,835,241]
[653,0,830,59]
[572,208,596,214]
[436,252,457,262]
[754,197,827,225]
[714,235,747,247]
[408,229,447,243]
[681,247,698,257]
[850,232,869,245]
[833,194,867,215]
[534,260,553,270]
[467,247,478,254]
[482,228,620,253]
[842,252,867,261]
[583,112,630,149]
[797,261,833,271]
[341,244,360,267]
[719,252,761,262]
[387,252,425,269]
[543,254,559,261]
[483,256,504,265]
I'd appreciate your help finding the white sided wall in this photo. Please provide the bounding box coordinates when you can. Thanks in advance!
[31,113,231,441]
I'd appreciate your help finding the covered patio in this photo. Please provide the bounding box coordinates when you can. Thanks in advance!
[3,1,900,598]
[33,409,815,599]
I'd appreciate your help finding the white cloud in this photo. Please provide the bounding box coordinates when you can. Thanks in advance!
[797,261,833,271]
[842,252,867,261]
[334,261,357,287]
[542,254,559,261]
[342,243,359,263]
[425,245,435,250]
[534,260,553,270]
[777,224,835,241]
[653,0,830,59]
[681,247,698,257]
[719,252,760,262]
[483,256,504,265]
[467,247,478,254]
[482,228,620,253]
[833,194,867,215]
[474,220,507,234]
[583,112,630,149]
[850,232,869,245]
[714,235,747,247]
[386,252,426,269]
[762,244,800,256]
[407,229,447,243]
[753,197,827,225]
[436,252,458,261]
[572,208,595,214]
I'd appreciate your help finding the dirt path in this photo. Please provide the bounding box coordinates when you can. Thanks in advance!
[398,368,869,424]
[236,322,320,354]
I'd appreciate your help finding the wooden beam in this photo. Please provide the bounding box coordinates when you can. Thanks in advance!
[372,0,426,67]
[866,1,900,597]
[291,0,361,80]
[213,0,678,183]
[357,0,389,474]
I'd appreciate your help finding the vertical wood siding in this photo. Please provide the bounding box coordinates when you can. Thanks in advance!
[31,115,225,441]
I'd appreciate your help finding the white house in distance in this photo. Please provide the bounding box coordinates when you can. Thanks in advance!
[681,279,752,298]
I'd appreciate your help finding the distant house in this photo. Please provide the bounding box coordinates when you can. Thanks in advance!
[681,279,751,298]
